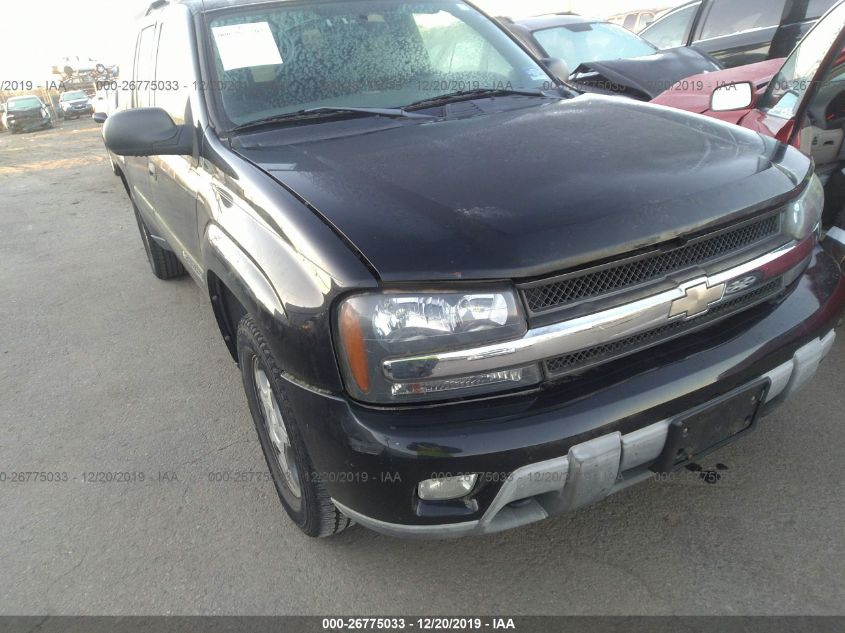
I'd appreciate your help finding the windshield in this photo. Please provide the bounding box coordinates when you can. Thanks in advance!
[8,97,42,111]
[61,91,88,101]
[533,22,657,71]
[205,0,552,128]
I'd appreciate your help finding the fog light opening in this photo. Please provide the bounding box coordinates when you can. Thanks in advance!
[418,474,478,501]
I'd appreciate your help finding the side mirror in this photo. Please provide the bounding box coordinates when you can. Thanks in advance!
[92,112,108,125]
[103,108,192,156]
[539,57,570,83]
[711,82,755,112]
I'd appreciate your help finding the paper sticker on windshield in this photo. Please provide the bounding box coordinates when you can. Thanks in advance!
[212,22,283,71]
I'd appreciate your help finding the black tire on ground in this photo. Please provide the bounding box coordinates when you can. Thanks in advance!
[237,314,353,538]
[132,205,186,280]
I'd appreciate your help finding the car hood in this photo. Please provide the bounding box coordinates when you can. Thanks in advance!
[233,95,809,282]
[63,99,90,106]
[652,58,786,114]
[572,47,722,100]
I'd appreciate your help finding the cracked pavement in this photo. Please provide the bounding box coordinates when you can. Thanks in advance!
[1,119,845,615]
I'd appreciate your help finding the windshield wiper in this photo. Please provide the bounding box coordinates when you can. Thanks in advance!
[231,106,435,133]
[404,87,553,111]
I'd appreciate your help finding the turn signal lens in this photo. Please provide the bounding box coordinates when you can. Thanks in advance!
[338,301,370,394]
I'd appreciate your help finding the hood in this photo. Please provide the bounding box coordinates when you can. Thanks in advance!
[652,58,786,114]
[63,99,90,106]
[571,47,722,100]
[233,95,809,282]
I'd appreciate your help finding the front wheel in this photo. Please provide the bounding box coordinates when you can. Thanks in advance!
[237,314,352,538]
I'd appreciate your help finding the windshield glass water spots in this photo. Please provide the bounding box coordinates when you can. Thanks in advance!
[206,1,552,128]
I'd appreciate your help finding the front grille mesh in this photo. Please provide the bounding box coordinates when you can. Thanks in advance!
[523,215,781,313]
[545,278,784,377]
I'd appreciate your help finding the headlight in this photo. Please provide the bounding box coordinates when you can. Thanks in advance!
[335,290,541,403]
[783,174,824,240]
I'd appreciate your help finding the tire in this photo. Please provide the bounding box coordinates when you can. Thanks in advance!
[132,205,186,280]
[237,314,352,538]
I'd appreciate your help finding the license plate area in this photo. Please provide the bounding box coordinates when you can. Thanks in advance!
[652,380,770,473]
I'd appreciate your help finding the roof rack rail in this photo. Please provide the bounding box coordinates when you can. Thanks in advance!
[145,0,169,16]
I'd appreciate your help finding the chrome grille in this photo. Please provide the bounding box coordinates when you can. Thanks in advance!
[545,278,784,377]
[523,214,781,314]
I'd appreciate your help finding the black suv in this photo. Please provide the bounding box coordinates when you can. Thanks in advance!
[102,0,845,539]
[641,0,839,68]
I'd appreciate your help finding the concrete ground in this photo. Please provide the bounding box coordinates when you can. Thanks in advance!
[1,119,844,616]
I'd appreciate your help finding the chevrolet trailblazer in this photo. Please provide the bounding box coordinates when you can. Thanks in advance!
[100,0,845,538]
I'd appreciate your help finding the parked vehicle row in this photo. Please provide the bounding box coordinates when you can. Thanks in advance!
[52,56,117,80]
[653,0,845,231]
[96,0,845,540]
[641,0,840,68]
[501,13,720,101]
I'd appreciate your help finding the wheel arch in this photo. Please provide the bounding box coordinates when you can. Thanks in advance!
[203,225,287,364]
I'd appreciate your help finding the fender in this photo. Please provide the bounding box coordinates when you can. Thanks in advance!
[205,224,286,323]
[201,216,349,394]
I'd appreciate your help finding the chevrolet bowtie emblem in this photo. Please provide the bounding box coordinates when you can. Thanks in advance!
[670,281,726,320]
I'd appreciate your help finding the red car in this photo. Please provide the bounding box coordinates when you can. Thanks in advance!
[652,0,845,232]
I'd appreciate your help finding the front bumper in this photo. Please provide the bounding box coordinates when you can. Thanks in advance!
[8,117,51,132]
[62,106,93,117]
[334,330,836,538]
[287,246,845,539]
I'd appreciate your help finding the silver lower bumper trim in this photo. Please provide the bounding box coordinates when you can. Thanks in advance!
[335,332,836,539]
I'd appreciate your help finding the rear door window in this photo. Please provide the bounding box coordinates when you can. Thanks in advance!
[134,25,157,107]
[698,0,786,40]
[640,3,700,49]
[154,22,194,124]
